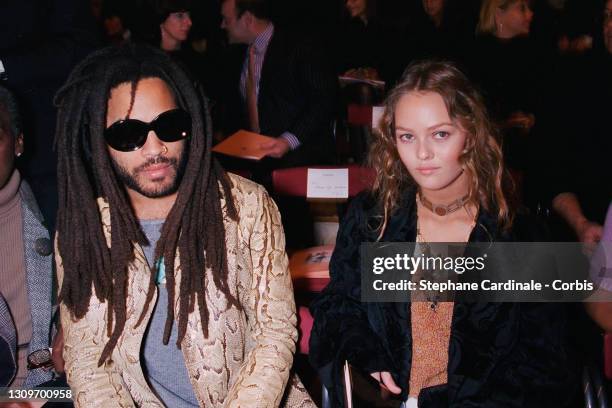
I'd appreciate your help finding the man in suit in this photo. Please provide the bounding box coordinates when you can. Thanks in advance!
[219,0,338,173]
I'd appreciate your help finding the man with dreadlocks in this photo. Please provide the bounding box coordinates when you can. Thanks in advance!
[53,44,315,407]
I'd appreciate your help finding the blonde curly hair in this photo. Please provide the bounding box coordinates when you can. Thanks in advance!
[368,60,514,239]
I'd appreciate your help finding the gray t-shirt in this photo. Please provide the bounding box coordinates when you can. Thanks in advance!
[140,219,199,407]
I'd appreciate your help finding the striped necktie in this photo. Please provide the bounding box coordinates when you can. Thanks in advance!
[246,44,260,133]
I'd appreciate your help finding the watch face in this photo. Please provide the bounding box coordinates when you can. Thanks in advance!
[27,348,52,369]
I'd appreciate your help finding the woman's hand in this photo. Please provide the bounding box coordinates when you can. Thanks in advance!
[369,371,402,394]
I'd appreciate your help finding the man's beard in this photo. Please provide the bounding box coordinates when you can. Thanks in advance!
[111,148,189,198]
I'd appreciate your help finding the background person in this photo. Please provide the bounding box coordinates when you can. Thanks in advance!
[0,85,62,389]
[549,0,612,247]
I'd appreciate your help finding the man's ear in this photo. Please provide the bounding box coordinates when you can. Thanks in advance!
[15,132,24,157]
[241,10,255,28]
[494,8,504,30]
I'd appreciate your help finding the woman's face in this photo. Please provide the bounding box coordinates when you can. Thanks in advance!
[161,11,192,44]
[604,0,612,54]
[394,91,467,193]
[422,0,444,20]
[496,0,533,38]
[345,0,367,19]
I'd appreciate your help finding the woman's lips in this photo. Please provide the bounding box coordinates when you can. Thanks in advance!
[416,167,440,175]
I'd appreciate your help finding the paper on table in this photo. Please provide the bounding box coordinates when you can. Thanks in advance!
[372,106,384,131]
[307,168,349,199]
[212,130,277,160]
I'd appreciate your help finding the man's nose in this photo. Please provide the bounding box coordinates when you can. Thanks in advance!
[140,131,167,157]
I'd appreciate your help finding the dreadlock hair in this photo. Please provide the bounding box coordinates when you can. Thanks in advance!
[54,43,239,366]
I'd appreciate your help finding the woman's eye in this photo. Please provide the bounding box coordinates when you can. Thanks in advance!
[433,131,450,139]
[398,133,414,142]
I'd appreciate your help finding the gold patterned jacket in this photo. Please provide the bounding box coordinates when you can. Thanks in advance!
[57,174,316,407]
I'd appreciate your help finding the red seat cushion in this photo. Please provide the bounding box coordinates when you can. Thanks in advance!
[605,333,612,380]
[298,306,314,355]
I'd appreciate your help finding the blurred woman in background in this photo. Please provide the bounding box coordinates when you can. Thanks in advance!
[135,0,193,52]
[466,0,555,210]
[134,0,215,96]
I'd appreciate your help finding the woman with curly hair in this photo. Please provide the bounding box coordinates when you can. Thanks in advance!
[309,60,577,407]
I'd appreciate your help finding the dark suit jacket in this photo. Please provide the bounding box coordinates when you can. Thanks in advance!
[220,29,338,169]
[309,189,578,407]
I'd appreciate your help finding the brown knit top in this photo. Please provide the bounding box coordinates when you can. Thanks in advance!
[408,301,453,398]
[408,209,475,399]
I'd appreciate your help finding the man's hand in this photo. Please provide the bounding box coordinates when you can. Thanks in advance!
[369,371,402,395]
[51,326,65,374]
[552,192,602,255]
[577,218,604,243]
[576,218,603,256]
[260,138,290,159]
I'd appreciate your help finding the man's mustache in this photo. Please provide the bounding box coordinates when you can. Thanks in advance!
[134,156,178,173]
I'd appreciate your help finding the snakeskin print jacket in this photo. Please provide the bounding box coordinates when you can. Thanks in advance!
[57,174,316,407]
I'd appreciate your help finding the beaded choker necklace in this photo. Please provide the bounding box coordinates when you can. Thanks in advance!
[418,193,469,216]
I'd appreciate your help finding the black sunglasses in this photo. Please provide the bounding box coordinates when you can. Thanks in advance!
[104,108,192,152]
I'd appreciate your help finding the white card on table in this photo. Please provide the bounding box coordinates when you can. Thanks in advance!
[306,168,349,199]
[372,106,384,131]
